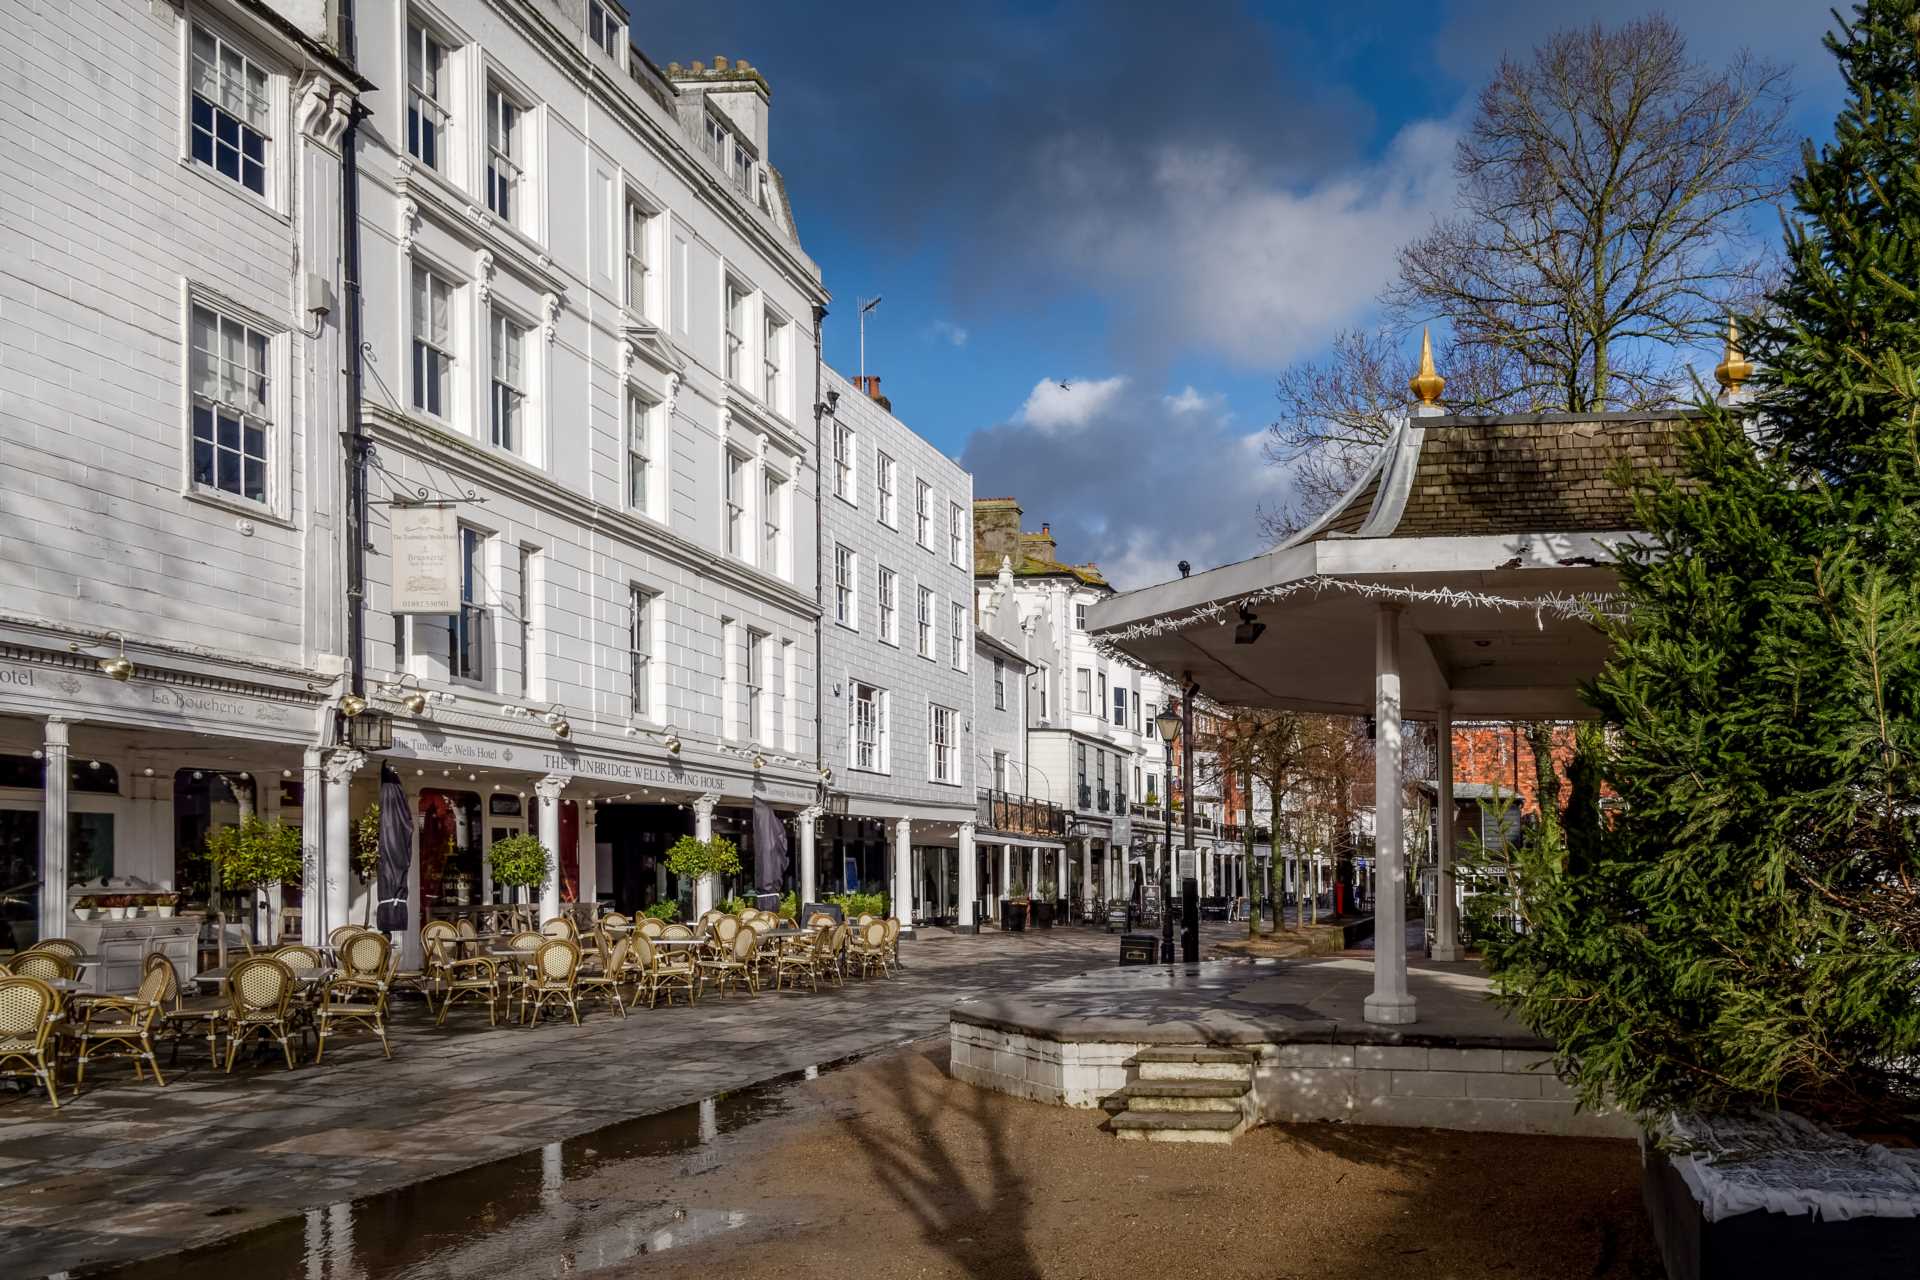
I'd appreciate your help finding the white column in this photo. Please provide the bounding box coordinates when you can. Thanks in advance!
[1431,701,1462,961]
[1080,835,1093,909]
[1056,839,1069,903]
[1118,841,1130,905]
[998,845,1010,919]
[299,749,324,946]
[1027,847,1038,897]
[40,718,70,942]
[892,817,912,922]
[322,750,364,945]
[1364,604,1416,1025]
[577,802,598,914]
[957,822,977,926]
[692,792,719,915]
[797,805,821,906]
[535,774,569,922]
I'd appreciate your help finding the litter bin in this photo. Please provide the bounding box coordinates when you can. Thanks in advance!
[1119,933,1158,965]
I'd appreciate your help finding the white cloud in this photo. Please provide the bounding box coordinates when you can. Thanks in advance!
[1013,375,1129,435]
[930,319,969,347]
[1164,385,1222,415]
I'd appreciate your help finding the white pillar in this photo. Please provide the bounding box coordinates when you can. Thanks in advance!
[797,805,821,906]
[998,845,1010,919]
[322,750,364,945]
[892,817,912,922]
[1056,839,1069,903]
[535,773,568,922]
[1364,604,1416,1025]
[957,822,977,926]
[1431,701,1462,960]
[577,802,598,914]
[1117,841,1130,905]
[39,718,70,943]
[692,792,719,915]
[299,749,324,946]
[1027,847,1038,898]
[1080,835,1093,910]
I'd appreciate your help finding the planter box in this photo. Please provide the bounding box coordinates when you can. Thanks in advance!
[1001,901,1027,932]
[1644,1112,1920,1280]
[1033,901,1055,929]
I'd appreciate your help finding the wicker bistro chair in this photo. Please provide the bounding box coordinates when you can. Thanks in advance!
[521,939,582,1026]
[455,918,480,958]
[316,933,393,1063]
[774,926,830,993]
[0,977,63,1108]
[149,954,225,1065]
[436,952,504,1026]
[659,923,693,940]
[883,918,903,973]
[540,916,578,942]
[12,951,74,983]
[628,934,696,1008]
[26,938,84,962]
[852,921,891,980]
[822,924,851,987]
[636,917,666,940]
[710,915,741,952]
[601,912,631,932]
[329,925,369,952]
[806,912,836,930]
[222,956,299,1072]
[698,928,760,998]
[69,961,170,1094]
[274,944,325,971]
[576,938,629,1019]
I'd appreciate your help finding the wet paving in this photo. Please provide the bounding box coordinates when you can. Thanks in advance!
[87,1053,870,1279]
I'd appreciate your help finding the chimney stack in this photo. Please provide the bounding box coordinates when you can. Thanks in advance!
[851,375,892,412]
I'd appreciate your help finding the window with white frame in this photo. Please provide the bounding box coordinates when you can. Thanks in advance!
[745,628,766,742]
[1097,671,1107,713]
[188,25,271,198]
[762,468,786,574]
[834,544,855,627]
[517,545,537,697]
[876,451,896,525]
[1076,667,1092,714]
[730,135,751,196]
[877,566,897,643]
[1132,690,1142,732]
[626,388,654,515]
[993,657,1006,710]
[1115,684,1132,726]
[588,0,621,56]
[488,310,525,453]
[628,585,652,718]
[917,586,934,658]
[724,278,748,385]
[1074,601,1088,630]
[930,705,956,784]
[950,601,965,669]
[703,113,730,168]
[406,19,450,172]
[853,683,887,772]
[724,450,748,559]
[187,302,272,504]
[949,502,965,566]
[625,198,655,318]
[485,84,523,224]
[833,421,853,501]
[410,264,454,419]
[452,527,489,685]
[1036,665,1049,719]
[762,311,786,411]
[993,750,1009,792]
[915,480,932,548]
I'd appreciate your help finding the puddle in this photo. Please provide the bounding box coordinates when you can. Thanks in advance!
[81,1053,874,1280]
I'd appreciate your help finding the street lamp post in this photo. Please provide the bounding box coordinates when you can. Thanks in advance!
[1181,677,1199,963]
[1155,704,1181,964]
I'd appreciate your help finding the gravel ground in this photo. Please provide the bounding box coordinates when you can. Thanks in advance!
[589,1039,1663,1280]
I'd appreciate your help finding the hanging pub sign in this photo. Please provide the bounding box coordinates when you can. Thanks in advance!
[392,506,461,614]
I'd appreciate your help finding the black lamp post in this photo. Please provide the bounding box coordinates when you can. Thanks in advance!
[1155,704,1181,964]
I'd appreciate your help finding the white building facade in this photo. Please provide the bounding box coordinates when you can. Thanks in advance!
[816,371,974,927]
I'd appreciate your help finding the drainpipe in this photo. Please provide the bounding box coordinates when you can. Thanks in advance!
[810,302,828,861]
[341,0,370,713]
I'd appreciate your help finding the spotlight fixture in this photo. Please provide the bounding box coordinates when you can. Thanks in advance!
[820,766,833,782]
[664,733,682,755]
[1233,604,1266,646]
[543,704,571,739]
[752,755,765,769]
[73,631,135,681]
[337,692,368,718]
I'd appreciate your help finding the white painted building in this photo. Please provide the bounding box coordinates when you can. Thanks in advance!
[816,370,974,926]
[0,0,836,974]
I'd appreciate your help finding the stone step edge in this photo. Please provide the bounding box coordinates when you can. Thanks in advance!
[1112,1079,1252,1101]
[1110,1110,1247,1133]
[1132,1046,1255,1065]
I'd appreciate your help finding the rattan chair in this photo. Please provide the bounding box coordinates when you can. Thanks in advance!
[577,938,628,1019]
[435,952,503,1026]
[26,938,84,962]
[455,917,480,958]
[806,912,836,929]
[409,921,462,1009]
[882,918,902,973]
[274,944,325,971]
[821,924,851,987]
[659,923,693,940]
[222,956,298,1072]
[636,917,666,939]
[852,920,891,980]
[316,932,392,1062]
[150,954,224,1065]
[329,924,369,952]
[711,915,742,951]
[523,939,582,1026]
[540,915,577,941]
[628,934,696,1008]
[69,961,169,1094]
[774,926,830,993]
[601,912,631,932]
[11,951,73,983]
[698,927,759,997]
[0,977,63,1108]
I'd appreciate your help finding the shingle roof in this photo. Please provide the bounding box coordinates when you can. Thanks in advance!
[1300,411,1697,543]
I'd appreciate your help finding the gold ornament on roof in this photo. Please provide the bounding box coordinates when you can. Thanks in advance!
[1409,327,1445,407]
[1713,318,1753,390]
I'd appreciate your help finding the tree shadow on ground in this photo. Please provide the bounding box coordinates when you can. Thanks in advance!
[843,1041,1043,1280]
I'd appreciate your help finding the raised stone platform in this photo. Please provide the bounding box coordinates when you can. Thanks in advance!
[949,954,1637,1139]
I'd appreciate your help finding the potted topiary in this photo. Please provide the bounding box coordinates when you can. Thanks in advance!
[640,900,680,923]
[204,816,302,947]
[1001,880,1029,932]
[1034,886,1055,930]
[664,834,741,900]
[489,834,553,900]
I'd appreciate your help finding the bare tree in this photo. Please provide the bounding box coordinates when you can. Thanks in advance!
[1387,17,1792,413]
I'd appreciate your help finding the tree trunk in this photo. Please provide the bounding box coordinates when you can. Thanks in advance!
[1524,723,1562,839]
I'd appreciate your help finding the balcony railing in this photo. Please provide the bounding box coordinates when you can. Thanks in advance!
[976,790,1069,839]
[1078,784,1092,810]
[1097,788,1110,813]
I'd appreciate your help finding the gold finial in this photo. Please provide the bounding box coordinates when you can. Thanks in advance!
[1409,327,1445,407]
[1713,317,1753,391]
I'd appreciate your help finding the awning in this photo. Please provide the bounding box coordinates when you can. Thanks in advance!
[976,833,1068,851]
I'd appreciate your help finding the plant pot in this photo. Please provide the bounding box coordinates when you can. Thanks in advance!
[157,905,176,918]
[1001,901,1027,932]
[1033,901,1055,929]
[73,908,94,920]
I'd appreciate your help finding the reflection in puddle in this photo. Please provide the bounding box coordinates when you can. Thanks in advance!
[88,1053,875,1280]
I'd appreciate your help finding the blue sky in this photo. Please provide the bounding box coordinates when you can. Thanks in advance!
[638,1,1846,587]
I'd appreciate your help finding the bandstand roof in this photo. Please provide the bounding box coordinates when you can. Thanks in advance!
[1089,408,1697,721]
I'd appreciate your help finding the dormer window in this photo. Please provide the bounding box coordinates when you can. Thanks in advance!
[588,0,621,57]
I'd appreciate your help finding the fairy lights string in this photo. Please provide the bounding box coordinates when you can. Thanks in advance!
[1095,575,1627,648]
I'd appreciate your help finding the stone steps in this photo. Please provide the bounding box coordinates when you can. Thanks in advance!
[1106,1048,1257,1143]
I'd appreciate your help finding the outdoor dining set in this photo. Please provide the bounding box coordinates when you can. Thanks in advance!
[0,907,903,1111]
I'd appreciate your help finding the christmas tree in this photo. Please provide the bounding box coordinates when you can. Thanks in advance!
[1488,0,1920,1123]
